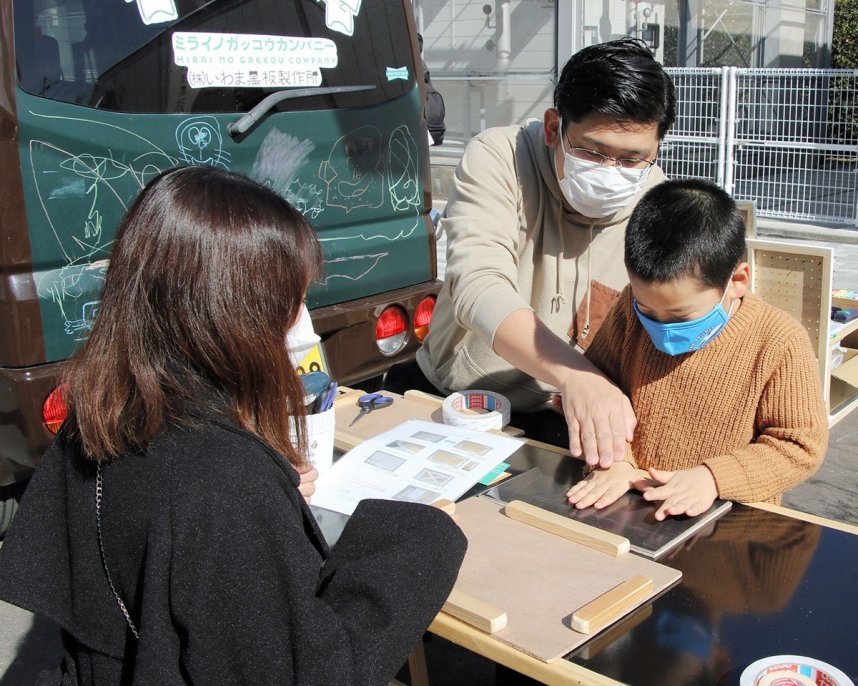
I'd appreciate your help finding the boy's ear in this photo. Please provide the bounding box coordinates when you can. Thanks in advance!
[544,108,561,147]
[730,262,751,298]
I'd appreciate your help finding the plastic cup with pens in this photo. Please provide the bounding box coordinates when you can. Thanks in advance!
[292,372,338,474]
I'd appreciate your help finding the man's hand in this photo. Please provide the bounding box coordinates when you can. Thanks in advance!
[566,460,638,509]
[297,465,319,503]
[493,309,636,469]
[557,372,636,468]
[640,465,718,521]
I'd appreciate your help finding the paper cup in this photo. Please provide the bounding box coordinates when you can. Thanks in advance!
[290,407,336,475]
[740,655,854,686]
[303,407,336,474]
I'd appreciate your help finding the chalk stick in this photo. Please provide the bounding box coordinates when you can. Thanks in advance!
[504,500,630,556]
[572,575,654,634]
[443,589,508,634]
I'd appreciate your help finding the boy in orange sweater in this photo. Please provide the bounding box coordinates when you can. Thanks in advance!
[569,179,827,520]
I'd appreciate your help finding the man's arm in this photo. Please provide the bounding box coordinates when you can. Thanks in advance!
[494,308,635,466]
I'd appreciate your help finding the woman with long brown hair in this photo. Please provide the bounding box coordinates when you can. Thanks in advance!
[0,166,466,685]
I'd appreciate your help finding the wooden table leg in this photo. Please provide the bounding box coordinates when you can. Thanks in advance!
[407,637,430,686]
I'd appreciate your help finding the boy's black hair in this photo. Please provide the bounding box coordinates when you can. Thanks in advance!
[554,38,676,140]
[625,178,746,290]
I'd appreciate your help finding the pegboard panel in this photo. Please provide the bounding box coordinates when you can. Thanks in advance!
[737,199,757,238]
[746,238,833,388]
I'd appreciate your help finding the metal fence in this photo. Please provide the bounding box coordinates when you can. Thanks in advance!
[662,67,858,227]
[434,67,858,227]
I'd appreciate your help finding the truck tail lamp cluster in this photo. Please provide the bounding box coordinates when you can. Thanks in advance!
[43,385,68,435]
[374,295,437,355]
[375,305,409,355]
[413,296,436,342]
[40,295,440,432]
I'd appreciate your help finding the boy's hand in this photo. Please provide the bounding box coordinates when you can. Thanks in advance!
[641,466,718,521]
[566,461,638,510]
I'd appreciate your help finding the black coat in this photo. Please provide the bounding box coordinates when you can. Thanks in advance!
[0,419,466,685]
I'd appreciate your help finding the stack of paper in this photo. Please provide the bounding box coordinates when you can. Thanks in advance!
[312,420,523,516]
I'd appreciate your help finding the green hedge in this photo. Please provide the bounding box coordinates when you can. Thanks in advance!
[833,0,858,68]
[829,0,858,143]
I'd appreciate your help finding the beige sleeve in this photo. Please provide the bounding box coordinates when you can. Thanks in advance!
[442,135,532,346]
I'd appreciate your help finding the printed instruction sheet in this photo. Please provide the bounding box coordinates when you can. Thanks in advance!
[313,420,524,515]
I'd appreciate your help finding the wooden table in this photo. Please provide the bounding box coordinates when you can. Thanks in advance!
[324,390,858,686]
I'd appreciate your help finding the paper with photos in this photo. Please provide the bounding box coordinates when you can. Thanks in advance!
[312,420,524,515]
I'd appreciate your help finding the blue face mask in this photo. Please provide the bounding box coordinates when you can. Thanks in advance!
[633,286,732,356]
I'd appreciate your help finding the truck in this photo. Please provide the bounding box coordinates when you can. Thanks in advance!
[0,0,441,535]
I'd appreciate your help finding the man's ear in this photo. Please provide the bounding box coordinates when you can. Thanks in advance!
[544,108,561,147]
[730,262,751,298]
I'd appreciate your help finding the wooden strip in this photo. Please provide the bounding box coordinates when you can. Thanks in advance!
[432,498,456,514]
[403,389,445,409]
[571,575,654,634]
[406,639,430,686]
[504,500,630,557]
[750,501,858,536]
[429,613,626,685]
[443,588,508,634]
[333,386,366,405]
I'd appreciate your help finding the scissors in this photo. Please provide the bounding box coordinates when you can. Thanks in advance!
[349,393,394,426]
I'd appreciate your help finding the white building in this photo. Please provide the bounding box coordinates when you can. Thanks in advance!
[414,0,835,141]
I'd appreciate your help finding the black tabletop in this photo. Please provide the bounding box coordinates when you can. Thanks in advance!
[316,440,858,686]
[501,442,858,686]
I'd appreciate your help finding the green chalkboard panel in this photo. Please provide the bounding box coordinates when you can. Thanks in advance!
[15,86,432,364]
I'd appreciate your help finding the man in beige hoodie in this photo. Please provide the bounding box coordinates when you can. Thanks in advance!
[386,39,675,468]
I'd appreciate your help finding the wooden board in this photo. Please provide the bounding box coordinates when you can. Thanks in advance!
[334,389,442,450]
[447,496,681,663]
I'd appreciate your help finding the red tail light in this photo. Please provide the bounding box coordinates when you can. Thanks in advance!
[413,296,436,342]
[375,306,408,355]
[43,385,68,435]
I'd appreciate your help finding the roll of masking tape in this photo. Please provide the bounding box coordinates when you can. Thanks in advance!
[740,656,854,686]
[442,390,511,431]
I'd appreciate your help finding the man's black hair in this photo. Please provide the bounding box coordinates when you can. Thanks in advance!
[624,178,746,290]
[554,38,676,140]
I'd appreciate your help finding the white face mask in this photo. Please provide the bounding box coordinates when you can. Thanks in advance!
[555,127,652,219]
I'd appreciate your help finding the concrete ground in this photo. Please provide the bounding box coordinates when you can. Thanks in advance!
[2,226,857,685]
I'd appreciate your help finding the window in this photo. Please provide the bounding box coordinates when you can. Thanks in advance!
[14,0,415,112]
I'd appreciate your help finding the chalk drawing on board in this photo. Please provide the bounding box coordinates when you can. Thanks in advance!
[63,300,101,339]
[37,262,108,330]
[387,125,419,212]
[27,111,179,340]
[250,129,323,218]
[176,116,230,168]
[320,253,388,285]
[319,126,384,213]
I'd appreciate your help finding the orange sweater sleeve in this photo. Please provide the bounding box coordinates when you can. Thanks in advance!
[702,324,828,503]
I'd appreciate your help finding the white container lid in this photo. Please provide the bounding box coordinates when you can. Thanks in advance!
[740,655,854,686]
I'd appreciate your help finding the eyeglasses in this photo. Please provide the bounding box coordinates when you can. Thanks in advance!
[566,142,657,170]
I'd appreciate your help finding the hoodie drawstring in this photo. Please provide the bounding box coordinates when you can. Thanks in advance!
[551,201,566,314]
[579,220,596,340]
